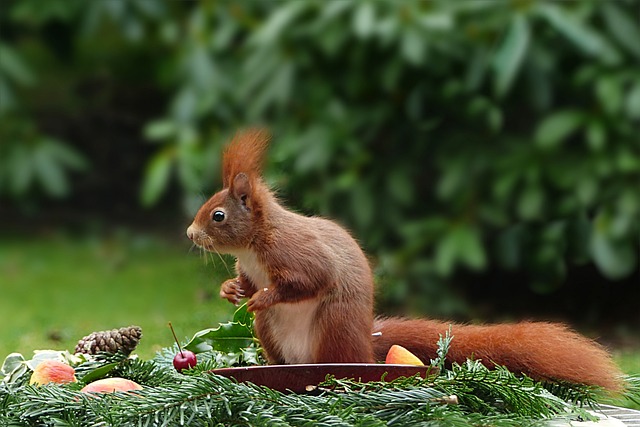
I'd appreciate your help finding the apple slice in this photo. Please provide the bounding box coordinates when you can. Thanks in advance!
[29,360,77,386]
[81,377,143,394]
[385,345,424,366]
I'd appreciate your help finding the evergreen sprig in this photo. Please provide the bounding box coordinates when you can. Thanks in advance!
[626,376,640,406]
[2,310,636,426]
[430,325,453,373]
[1,355,618,426]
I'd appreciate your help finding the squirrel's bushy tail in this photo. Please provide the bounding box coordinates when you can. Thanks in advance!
[373,318,623,391]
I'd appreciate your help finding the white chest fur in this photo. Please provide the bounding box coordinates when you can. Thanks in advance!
[234,249,319,364]
[234,249,270,289]
[268,299,319,364]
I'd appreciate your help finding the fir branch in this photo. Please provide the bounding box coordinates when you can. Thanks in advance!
[542,379,600,407]
[74,351,177,388]
[430,324,453,373]
[0,323,621,426]
[622,375,640,406]
[10,384,92,423]
[601,374,640,409]
[0,368,604,427]
[436,360,575,417]
[73,350,130,382]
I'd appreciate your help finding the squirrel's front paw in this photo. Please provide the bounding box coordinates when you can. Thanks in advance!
[247,287,276,312]
[220,278,245,305]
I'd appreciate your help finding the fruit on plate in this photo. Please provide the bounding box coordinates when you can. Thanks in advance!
[29,359,77,386]
[81,377,143,394]
[385,345,424,366]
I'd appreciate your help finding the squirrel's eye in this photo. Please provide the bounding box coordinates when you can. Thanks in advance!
[212,210,225,223]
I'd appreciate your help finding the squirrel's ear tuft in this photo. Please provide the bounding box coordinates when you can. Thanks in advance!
[231,172,251,208]
[222,128,270,188]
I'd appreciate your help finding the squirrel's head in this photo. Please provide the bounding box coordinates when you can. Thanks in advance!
[186,129,270,253]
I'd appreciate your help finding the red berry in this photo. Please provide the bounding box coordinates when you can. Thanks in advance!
[168,322,197,373]
[173,350,197,372]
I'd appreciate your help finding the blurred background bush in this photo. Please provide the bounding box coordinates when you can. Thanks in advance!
[1,0,638,356]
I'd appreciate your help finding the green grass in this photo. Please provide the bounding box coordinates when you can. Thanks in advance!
[611,350,640,409]
[0,232,236,360]
[616,350,640,375]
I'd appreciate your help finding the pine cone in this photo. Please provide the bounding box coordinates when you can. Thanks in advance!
[75,326,142,355]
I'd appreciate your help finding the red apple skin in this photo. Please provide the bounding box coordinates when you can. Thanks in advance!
[29,360,77,386]
[81,377,143,394]
[173,350,197,372]
[385,344,425,366]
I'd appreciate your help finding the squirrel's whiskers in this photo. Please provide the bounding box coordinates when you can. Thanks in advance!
[201,235,233,277]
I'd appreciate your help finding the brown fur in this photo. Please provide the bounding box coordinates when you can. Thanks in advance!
[222,128,270,188]
[373,318,622,391]
[188,129,374,364]
[187,129,623,390]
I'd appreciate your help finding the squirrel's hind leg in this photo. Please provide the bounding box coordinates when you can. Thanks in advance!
[312,298,375,364]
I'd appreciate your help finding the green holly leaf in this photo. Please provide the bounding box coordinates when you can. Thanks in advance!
[232,303,253,328]
[184,323,254,354]
[240,346,262,366]
[184,304,255,354]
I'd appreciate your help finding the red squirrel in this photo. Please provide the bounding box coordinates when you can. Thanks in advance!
[186,129,622,391]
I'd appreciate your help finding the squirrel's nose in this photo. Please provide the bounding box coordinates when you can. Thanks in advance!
[186,225,195,241]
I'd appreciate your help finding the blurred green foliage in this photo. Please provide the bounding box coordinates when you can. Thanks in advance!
[1,0,638,317]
